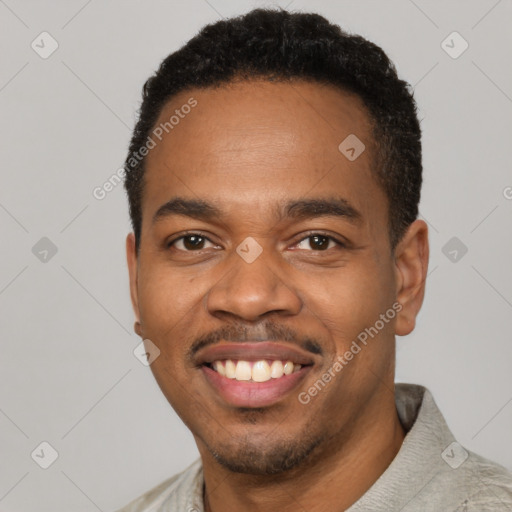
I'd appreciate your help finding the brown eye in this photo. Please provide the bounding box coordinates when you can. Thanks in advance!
[308,235,330,250]
[183,235,205,250]
[171,234,216,251]
[295,234,339,251]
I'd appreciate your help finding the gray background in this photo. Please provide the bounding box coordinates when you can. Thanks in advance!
[0,0,511,510]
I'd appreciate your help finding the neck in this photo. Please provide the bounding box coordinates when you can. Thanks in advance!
[201,389,406,512]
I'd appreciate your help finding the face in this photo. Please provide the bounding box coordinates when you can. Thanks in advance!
[127,79,427,475]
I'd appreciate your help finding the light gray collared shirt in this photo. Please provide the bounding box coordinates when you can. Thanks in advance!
[116,384,512,511]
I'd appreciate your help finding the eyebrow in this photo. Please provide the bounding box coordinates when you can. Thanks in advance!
[152,197,362,225]
[283,198,362,224]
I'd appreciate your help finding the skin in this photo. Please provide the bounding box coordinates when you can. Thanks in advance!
[127,79,429,512]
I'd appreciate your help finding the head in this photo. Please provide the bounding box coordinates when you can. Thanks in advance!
[125,8,428,476]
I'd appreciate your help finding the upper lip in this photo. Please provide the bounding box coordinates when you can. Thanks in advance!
[195,341,316,366]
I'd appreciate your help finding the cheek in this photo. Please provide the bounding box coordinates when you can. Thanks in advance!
[298,259,394,344]
[137,268,207,407]
[137,264,206,332]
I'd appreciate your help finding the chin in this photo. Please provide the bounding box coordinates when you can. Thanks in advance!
[207,432,327,475]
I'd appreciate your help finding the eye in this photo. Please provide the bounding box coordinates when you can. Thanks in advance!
[294,234,343,251]
[169,234,218,251]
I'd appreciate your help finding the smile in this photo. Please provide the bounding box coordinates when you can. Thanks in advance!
[195,341,316,407]
[209,359,302,382]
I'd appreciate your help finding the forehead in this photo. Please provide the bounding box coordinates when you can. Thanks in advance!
[142,79,385,227]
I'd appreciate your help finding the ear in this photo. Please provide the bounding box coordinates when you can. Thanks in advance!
[126,233,142,337]
[394,220,429,336]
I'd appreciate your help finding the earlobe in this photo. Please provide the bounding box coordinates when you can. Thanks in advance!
[126,233,141,334]
[394,220,429,336]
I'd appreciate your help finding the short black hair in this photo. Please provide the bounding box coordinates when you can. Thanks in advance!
[124,8,422,250]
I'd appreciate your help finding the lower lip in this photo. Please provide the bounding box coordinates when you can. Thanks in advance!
[201,365,312,408]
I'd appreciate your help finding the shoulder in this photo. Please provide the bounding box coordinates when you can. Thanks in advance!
[114,459,203,512]
[458,450,512,511]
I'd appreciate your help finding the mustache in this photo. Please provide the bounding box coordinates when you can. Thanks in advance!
[187,321,323,361]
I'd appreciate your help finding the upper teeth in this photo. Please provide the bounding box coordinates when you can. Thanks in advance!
[212,359,301,382]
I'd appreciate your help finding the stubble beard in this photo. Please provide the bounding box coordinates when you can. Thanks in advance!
[205,419,328,475]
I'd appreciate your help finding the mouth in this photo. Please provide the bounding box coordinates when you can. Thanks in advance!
[196,342,316,408]
[206,358,303,381]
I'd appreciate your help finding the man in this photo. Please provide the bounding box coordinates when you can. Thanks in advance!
[118,8,512,512]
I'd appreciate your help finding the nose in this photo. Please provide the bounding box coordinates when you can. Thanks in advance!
[205,246,302,322]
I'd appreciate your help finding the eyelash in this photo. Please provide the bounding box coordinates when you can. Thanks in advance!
[167,232,346,252]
